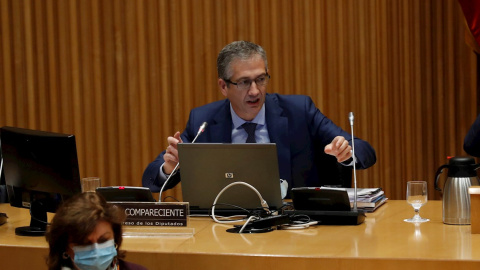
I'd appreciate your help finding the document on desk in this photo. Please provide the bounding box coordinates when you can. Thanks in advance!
[321,187,381,198]
[321,187,388,212]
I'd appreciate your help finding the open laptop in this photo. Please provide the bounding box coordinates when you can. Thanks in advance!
[177,143,283,215]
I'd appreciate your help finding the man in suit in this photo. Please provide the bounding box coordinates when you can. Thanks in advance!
[142,41,376,195]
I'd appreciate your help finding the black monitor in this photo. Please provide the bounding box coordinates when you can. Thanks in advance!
[0,126,81,236]
[0,147,7,203]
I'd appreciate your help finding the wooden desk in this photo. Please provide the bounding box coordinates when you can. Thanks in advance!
[1,201,480,269]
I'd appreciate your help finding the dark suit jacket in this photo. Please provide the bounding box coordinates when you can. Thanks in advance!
[142,94,376,193]
[464,114,480,157]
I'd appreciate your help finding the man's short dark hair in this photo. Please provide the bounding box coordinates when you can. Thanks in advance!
[217,41,268,80]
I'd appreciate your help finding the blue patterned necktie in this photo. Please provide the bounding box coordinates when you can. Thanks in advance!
[242,122,257,143]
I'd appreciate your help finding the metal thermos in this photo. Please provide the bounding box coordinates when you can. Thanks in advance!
[435,157,480,225]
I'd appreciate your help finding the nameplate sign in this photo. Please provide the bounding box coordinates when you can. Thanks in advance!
[109,202,189,227]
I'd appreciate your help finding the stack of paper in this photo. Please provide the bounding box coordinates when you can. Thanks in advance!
[321,187,388,212]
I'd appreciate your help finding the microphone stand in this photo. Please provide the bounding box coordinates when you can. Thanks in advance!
[158,122,208,202]
[349,112,358,211]
[280,113,365,225]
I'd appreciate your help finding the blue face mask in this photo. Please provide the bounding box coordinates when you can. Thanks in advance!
[72,239,117,270]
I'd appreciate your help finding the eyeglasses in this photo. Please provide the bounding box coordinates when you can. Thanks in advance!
[225,73,271,91]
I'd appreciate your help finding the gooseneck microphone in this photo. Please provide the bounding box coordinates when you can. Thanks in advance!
[193,122,208,143]
[349,112,358,211]
[159,122,208,202]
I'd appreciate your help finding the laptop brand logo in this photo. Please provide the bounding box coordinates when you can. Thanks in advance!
[225,173,234,179]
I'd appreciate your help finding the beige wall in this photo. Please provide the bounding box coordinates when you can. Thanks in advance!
[0,0,477,200]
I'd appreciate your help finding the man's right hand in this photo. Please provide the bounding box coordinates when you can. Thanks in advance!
[163,131,183,174]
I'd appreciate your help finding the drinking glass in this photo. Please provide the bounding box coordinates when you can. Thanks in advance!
[81,177,101,193]
[404,181,429,223]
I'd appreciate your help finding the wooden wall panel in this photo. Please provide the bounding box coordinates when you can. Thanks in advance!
[0,0,477,201]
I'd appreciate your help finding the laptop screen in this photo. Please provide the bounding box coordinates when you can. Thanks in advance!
[177,143,283,214]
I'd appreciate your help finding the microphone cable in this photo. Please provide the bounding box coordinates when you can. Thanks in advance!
[211,181,271,225]
[211,182,320,232]
[277,214,318,230]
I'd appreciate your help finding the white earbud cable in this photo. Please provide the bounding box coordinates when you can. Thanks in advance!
[211,181,270,224]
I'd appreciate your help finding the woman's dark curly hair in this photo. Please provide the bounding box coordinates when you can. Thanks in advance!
[45,192,126,270]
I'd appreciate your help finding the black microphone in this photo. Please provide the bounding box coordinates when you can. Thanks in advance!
[349,112,358,211]
[159,122,208,201]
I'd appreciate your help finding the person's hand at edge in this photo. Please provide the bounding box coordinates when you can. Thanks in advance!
[163,131,183,174]
[324,136,352,163]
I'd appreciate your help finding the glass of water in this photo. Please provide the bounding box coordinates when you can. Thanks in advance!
[404,181,429,223]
